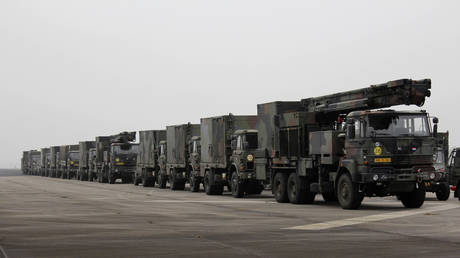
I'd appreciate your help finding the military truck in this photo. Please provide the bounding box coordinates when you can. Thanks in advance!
[49,146,60,177]
[425,131,450,200]
[88,148,97,181]
[255,79,436,209]
[165,124,200,190]
[66,145,80,179]
[157,140,168,188]
[21,151,30,175]
[29,150,41,176]
[448,148,460,201]
[134,130,166,187]
[57,145,69,178]
[77,141,96,181]
[95,136,112,183]
[40,148,50,177]
[99,132,138,184]
[200,115,263,197]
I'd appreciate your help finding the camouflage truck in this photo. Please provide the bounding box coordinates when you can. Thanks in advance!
[157,140,168,188]
[88,148,97,181]
[95,136,112,183]
[447,148,460,201]
[66,144,80,179]
[134,130,166,187]
[29,150,41,176]
[49,146,60,177]
[77,141,96,181]
[255,79,437,209]
[57,145,69,178]
[21,151,30,175]
[40,148,50,176]
[426,131,450,200]
[200,115,263,197]
[101,132,138,184]
[164,124,200,190]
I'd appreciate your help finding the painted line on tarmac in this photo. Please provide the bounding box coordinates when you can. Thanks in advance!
[0,245,8,258]
[144,200,270,204]
[285,204,459,231]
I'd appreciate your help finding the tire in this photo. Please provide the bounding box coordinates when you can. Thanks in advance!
[273,173,289,203]
[337,173,363,209]
[435,183,450,201]
[190,176,200,192]
[108,171,115,184]
[170,170,178,190]
[322,191,338,202]
[231,173,244,198]
[399,183,426,208]
[204,171,222,195]
[287,173,306,204]
[158,174,167,189]
[142,176,155,187]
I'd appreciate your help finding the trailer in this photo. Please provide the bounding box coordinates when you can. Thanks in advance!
[135,130,166,187]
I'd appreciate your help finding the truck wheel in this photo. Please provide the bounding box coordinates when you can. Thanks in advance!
[337,173,362,209]
[190,176,200,192]
[158,174,167,189]
[231,173,244,198]
[170,170,178,190]
[322,192,338,202]
[142,176,154,187]
[108,173,115,184]
[204,171,222,195]
[435,183,450,201]
[273,173,289,203]
[400,184,425,208]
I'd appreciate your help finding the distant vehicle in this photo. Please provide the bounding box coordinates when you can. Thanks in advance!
[425,131,450,200]
[78,141,96,181]
[135,130,166,187]
[448,148,460,202]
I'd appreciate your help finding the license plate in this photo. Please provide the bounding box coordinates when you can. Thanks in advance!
[374,158,391,163]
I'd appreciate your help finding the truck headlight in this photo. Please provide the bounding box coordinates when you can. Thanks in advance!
[115,158,120,162]
[373,174,379,181]
[429,172,436,180]
[247,154,254,162]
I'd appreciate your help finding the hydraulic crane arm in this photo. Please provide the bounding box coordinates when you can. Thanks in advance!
[301,79,431,115]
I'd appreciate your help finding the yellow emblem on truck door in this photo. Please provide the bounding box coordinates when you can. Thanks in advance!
[374,147,382,156]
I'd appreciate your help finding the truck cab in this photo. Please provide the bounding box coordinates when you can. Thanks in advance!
[341,110,436,207]
[157,141,168,188]
[448,148,460,201]
[106,143,138,184]
[230,129,263,196]
[67,151,80,179]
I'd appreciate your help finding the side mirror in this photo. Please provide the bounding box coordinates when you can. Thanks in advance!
[433,117,438,138]
[231,140,237,149]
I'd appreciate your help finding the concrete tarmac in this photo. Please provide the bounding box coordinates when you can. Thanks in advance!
[1,169,460,258]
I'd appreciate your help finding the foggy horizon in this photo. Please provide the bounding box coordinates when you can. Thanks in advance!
[2,0,460,168]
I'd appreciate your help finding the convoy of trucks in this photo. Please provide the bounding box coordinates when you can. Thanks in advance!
[21,78,460,207]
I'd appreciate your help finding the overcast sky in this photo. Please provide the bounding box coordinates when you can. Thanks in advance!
[1,0,459,168]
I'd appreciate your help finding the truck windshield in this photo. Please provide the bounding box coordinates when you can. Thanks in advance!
[69,152,80,160]
[113,145,139,155]
[245,133,258,149]
[366,114,430,137]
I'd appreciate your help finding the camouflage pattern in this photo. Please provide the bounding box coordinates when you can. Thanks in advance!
[255,79,435,209]
[166,123,200,190]
[135,130,166,187]
[78,141,96,181]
